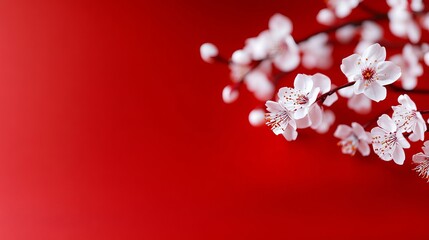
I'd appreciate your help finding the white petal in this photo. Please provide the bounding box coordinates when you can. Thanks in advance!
[392,145,406,165]
[231,50,251,65]
[377,114,396,132]
[363,82,387,102]
[309,105,323,129]
[348,94,371,114]
[283,125,298,141]
[340,54,361,79]
[312,73,331,94]
[294,74,313,93]
[413,153,428,163]
[249,109,266,127]
[358,141,370,156]
[222,85,239,104]
[323,93,338,107]
[269,14,292,36]
[362,43,386,63]
[376,61,401,86]
[200,43,218,62]
[334,124,353,139]
[317,8,335,25]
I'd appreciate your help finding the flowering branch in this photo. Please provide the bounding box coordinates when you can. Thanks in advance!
[200,0,429,182]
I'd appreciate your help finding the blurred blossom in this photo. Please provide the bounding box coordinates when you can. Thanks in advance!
[222,85,239,104]
[315,109,335,134]
[299,33,333,69]
[249,109,266,127]
[200,43,218,63]
[390,44,423,90]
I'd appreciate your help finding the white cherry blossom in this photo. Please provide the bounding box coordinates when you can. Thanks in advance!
[265,100,297,141]
[371,114,410,165]
[222,85,239,104]
[317,8,335,25]
[392,94,427,142]
[244,14,300,72]
[200,43,218,63]
[338,86,372,114]
[326,0,361,18]
[315,110,335,134]
[278,73,336,120]
[336,25,357,43]
[387,1,421,43]
[341,43,401,102]
[299,33,333,70]
[334,122,371,156]
[390,44,423,90]
[413,141,429,181]
[355,21,383,54]
[249,109,266,127]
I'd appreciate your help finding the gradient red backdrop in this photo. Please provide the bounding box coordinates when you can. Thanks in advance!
[0,0,429,239]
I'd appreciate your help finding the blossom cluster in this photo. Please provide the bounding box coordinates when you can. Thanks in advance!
[200,0,429,182]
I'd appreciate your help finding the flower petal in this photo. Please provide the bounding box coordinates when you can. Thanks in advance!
[376,61,401,86]
[362,43,386,63]
[363,82,387,102]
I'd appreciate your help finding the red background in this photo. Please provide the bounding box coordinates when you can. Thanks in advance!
[0,0,429,239]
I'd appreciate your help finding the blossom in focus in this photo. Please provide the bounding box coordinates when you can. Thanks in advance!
[371,114,410,165]
[341,43,401,102]
[278,74,327,120]
[200,43,218,63]
[334,122,371,156]
[392,94,427,142]
[413,141,429,181]
[299,33,333,70]
[390,44,423,90]
[265,100,297,141]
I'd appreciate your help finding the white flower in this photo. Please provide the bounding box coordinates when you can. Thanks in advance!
[231,49,251,65]
[390,44,423,90]
[245,70,275,101]
[355,21,383,54]
[338,86,372,114]
[299,33,333,70]
[336,25,357,43]
[334,122,371,156]
[341,43,401,102]
[317,8,335,25]
[200,43,218,63]
[243,14,300,72]
[326,0,361,18]
[371,114,410,165]
[315,110,335,134]
[387,1,421,43]
[222,85,239,104]
[278,74,333,120]
[249,109,266,127]
[413,141,429,181]
[392,94,427,142]
[265,101,297,141]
